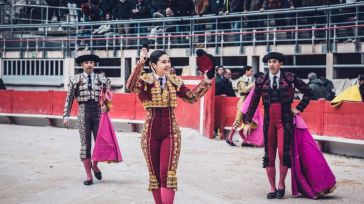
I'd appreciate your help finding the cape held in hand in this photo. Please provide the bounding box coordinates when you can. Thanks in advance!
[92,88,123,163]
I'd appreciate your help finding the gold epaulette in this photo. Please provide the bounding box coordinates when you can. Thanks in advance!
[139,73,154,84]
[167,74,184,89]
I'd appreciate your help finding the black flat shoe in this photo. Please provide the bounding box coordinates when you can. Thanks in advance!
[94,171,102,180]
[241,143,254,147]
[226,140,237,146]
[267,191,277,199]
[277,187,285,199]
[83,180,93,185]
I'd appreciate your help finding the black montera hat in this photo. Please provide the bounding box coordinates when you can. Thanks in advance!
[196,49,216,79]
[76,54,100,65]
[262,52,286,63]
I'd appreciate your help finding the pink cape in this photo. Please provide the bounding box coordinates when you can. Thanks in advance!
[92,112,123,163]
[291,115,336,199]
[238,86,264,147]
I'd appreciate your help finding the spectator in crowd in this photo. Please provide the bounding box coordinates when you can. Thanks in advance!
[359,75,364,102]
[308,72,326,100]
[171,0,194,42]
[151,0,169,16]
[132,0,151,19]
[112,0,133,38]
[195,0,209,16]
[170,67,176,75]
[100,0,116,19]
[320,76,336,100]
[67,0,78,22]
[78,1,103,50]
[265,0,289,28]
[215,66,225,82]
[226,0,247,43]
[81,1,102,21]
[92,12,112,35]
[46,0,63,30]
[209,0,225,15]
[171,0,194,17]
[228,0,246,26]
[215,68,236,96]
[132,0,151,34]
[244,0,266,41]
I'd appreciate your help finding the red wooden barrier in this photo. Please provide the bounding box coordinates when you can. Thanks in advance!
[12,91,52,115]
[110,93,136,119]
[1,87,364,140]
[202,81,215,138]
[0,90,13,113]
[52,91,78,116]
[323,101,364,140]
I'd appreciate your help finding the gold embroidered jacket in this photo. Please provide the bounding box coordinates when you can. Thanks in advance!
[126,61,211,108]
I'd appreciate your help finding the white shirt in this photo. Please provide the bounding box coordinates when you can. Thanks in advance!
[155,74,166,89]
[269,70,281,89]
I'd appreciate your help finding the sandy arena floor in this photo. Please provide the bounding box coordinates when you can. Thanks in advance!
[0,124,363,204]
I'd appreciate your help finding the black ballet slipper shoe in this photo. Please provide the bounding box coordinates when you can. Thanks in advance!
[84,180,93,185]
[93,171,102,180]
[277,187,285,199]
[267,191,277,199]
[241,143,254,147]
[226,140,237,146]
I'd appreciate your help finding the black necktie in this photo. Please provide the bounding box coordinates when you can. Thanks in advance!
[87,74,92,91]
[158,77,163,89]
[273,76,278,90]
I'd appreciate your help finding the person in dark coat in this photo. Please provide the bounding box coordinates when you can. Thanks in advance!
[242,52,312,199]
[359,75,364,102]
[100,0,116,18]
[308,72,326,100]
[215,68,236,97]
[320,76,336,100]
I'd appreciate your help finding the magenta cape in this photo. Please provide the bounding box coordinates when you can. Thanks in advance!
[291,115,336,199]
[239,86,264,147]
[92,112,123,163]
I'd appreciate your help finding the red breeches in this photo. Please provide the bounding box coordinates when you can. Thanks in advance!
[142,107,180,190]
[267,103,285,167]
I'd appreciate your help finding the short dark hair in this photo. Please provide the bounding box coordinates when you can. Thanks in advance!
[243,65,253,75]
[254,72,264,79]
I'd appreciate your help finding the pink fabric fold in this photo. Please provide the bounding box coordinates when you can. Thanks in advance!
[291,115,336,199]
[92,112,123,162]
[238,86,264,147]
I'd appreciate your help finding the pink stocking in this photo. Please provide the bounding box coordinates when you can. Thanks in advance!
[266,167,276,192]
[278,164,288,190]
[152,188,162,204]
[82,159,93,181]
[92,161,100,172]
[161,187,175,204]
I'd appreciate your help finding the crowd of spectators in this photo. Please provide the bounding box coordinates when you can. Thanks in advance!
[18,0,361,24]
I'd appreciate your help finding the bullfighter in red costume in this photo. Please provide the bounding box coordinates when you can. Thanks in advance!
[243,52,313,199]
[126,48,214,204]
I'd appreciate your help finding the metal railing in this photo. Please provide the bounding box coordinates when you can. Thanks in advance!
[2,58,64,86]
[1,2,364,54]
